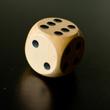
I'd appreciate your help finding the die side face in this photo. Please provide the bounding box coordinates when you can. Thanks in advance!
[25,29,58,76]
[61,36,84,74]
[25,17,84,77]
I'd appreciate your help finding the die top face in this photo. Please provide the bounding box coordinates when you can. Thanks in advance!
[37,17,79,37]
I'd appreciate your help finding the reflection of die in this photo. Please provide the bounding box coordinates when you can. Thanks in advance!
[25,17,84,77]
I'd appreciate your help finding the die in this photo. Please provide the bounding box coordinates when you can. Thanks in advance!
[25,17,84,77]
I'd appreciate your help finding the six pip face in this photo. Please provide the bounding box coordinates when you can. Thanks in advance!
[25,17,84,77]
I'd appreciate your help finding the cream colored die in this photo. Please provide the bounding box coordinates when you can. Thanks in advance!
[25,17,84,77]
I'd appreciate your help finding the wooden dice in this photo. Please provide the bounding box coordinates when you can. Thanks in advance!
[25,17,84,77]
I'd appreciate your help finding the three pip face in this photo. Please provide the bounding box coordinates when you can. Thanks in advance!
[25,17,84,77]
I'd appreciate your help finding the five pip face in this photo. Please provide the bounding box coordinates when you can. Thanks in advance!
[25,17,84,77]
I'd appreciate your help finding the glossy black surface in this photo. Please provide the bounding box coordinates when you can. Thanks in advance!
[0,0,110,110]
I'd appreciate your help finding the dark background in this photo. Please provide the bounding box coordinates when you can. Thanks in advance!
[0,0,110,110]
